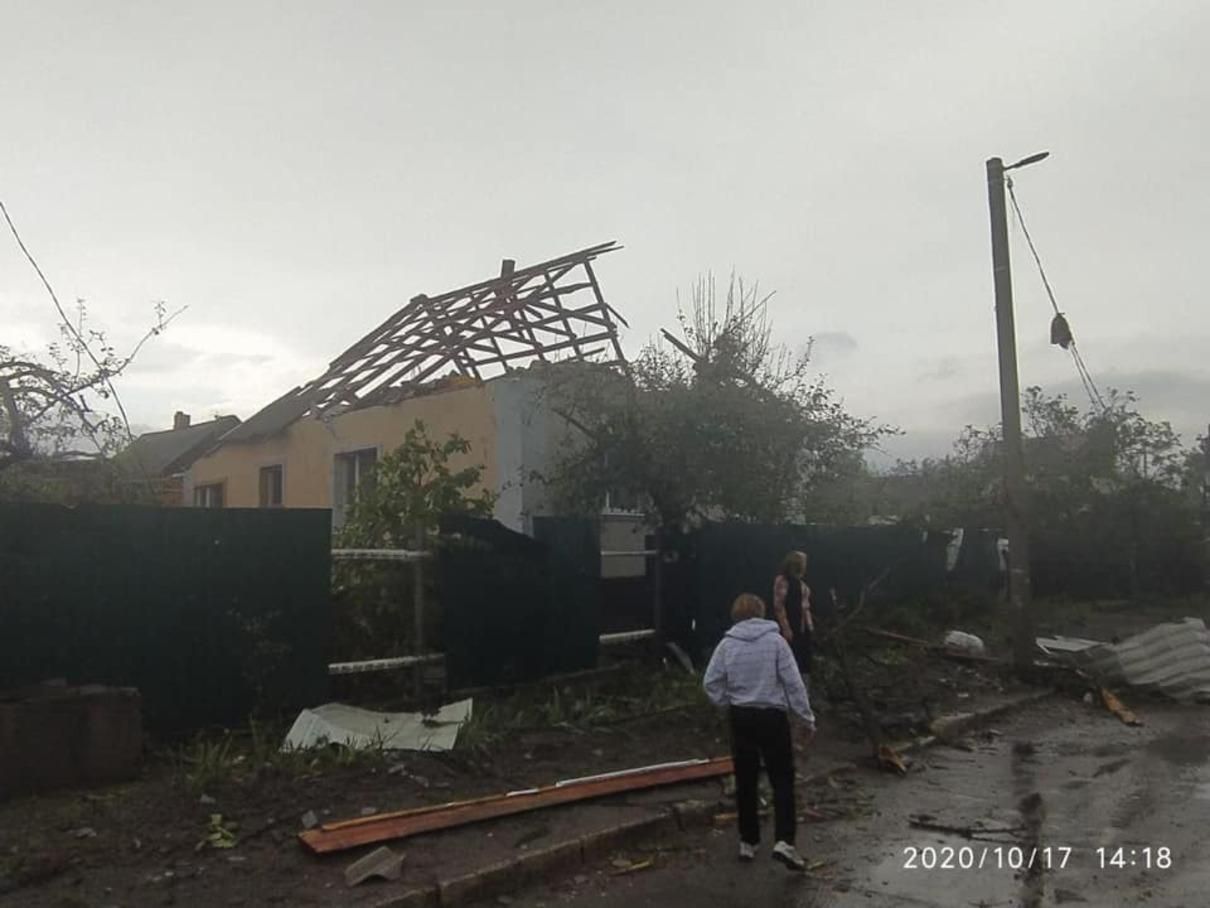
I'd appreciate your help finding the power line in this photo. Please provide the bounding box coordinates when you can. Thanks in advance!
[1005,177,1108,412]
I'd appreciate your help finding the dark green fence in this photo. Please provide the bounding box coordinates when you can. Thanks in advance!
[673,522,998,658]
[0,503,331,733]
[439,516,600,688]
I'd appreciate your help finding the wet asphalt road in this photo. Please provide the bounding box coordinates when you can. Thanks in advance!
[496,697,1210,907]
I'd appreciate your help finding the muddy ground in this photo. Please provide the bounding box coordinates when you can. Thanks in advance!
[1,597,1195,907]
[496,696,1210,907]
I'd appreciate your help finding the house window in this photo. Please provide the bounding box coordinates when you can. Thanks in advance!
[333,448,378,527]
[194,483,225,508]
[259,465,284,508]
[603,487,644,515]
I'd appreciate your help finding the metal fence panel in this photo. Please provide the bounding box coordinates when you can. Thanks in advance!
[438,516,600,688]
[0,503,331,732]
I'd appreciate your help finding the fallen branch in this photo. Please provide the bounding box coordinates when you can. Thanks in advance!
[861,627,1007,664]
[828,585,908,775]
[909,817,1026,839]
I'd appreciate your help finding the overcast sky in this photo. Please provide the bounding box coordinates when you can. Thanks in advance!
[3,1,1207,465]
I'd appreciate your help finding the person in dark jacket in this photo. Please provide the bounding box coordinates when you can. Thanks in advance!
[772,550,814,680]
[703,593,815,872]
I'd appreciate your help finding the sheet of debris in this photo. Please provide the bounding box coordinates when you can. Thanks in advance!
[1038,617,1210,703]
[282,699,473,752]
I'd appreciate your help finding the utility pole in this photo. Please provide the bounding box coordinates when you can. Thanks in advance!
[1202,425,1209,589]
[986,152,1048,676]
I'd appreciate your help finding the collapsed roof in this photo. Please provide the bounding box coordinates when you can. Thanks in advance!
[226,241,627,444]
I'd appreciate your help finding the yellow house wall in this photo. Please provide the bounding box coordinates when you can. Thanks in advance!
[187,383,498,509]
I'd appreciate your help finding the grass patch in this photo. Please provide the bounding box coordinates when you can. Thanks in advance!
[457,664,710,756]
[171,718,390,792]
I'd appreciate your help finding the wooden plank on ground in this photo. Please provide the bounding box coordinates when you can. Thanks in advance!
[298,756,733,854]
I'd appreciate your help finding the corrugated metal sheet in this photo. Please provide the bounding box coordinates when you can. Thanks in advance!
[1071,618,1210,703]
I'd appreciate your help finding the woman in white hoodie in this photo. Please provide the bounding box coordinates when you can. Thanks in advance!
[703,593,815,872]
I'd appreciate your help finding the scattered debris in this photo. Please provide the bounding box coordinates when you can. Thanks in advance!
[877,745,908,776]
[1099,688,1143,727]
[300,811,319,831]
[1041,619,1210,703]
[943,631,986,657]
[344,845,404,887]
[665,642,695,674]
[360,807,379,817]
[282,699,473,752]
[864,627,1004,664]
[829,587,905,773]
[1035,635,1103,658]
[909,816,1025,840]
[71,827,97,839]
[198,794,216,805]
[610,858,653,875]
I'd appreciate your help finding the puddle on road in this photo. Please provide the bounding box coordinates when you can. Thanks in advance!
[1146,733,1210,766]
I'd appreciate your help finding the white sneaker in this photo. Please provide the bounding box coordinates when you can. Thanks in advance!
[738,841,756,862]
[772,840,807,872]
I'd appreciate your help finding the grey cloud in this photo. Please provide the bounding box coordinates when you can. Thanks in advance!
[810,332,858,364]
[127,342,274,375]
[917,356,962,382]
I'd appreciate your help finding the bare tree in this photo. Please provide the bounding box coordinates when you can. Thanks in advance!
[0,200,182,475]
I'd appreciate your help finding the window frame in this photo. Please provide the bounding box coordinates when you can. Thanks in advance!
[193,482,226,508]
[258,463,285,508]
[332,446,380,527]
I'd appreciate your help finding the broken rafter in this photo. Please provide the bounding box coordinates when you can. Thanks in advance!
[301,242,623,415]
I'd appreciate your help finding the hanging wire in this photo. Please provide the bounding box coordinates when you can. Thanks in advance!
[1005,176,1108,412]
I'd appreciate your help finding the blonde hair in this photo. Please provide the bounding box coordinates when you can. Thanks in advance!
[731,593,767,622]
[781,550,808,577]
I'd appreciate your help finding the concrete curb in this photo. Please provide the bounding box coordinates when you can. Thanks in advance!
[372,688,1055,907]
[371,804,724,908]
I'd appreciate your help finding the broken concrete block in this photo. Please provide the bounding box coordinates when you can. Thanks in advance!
[345,846,404,887]
[0,684,142,799]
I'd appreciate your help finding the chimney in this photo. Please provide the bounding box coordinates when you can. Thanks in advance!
[173,411,191,431]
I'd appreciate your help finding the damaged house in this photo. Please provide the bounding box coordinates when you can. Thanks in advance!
[186,242,636,535]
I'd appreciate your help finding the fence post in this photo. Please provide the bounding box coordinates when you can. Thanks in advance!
[652,528,664,644]
[413,522,426,702]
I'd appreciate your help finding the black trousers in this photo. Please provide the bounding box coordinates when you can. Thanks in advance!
[729,706,796,846]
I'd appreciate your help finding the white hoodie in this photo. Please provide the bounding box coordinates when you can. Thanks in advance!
[703,618,815,728]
